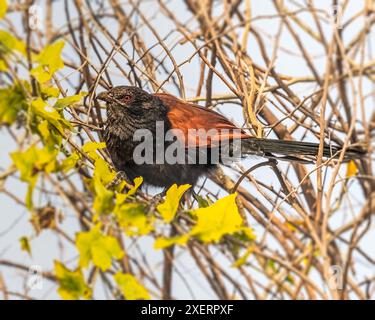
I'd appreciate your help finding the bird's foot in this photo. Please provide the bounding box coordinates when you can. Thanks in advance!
[106,171,130,190]
[147,188,167,213]
[255,146,266,157]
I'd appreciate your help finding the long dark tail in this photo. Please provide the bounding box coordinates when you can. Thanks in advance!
[241,138,365,162]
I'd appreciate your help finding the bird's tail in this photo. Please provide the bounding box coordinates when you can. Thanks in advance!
[240,138,366,162]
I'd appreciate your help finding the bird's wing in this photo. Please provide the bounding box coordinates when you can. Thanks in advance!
[153,93,250,148]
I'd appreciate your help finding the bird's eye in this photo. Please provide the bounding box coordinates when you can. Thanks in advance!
[122,94,132,103]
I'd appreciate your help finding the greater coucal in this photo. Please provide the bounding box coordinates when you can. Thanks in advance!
[97,86,364,189]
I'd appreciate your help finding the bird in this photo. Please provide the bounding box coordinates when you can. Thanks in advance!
[97,86,365,190]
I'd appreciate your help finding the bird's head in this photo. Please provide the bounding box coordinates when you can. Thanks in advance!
[97,86,168,125]
[96,86,164,119]
[96,86,153,108]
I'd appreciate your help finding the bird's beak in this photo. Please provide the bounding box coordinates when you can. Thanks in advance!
[96,91,111,102]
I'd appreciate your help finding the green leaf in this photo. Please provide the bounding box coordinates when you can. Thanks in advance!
[236,227,256,242]
[55,261,92,300]
[267,260,278,272]
[157,184,191,223]
[114,203,153,236]
[0,0,7,19]
[190,193,243,243]
[114,272,150,300]
[76,224,124,271]
[285,274,295,284]
[194,193,210,208]
[31,40,64,83]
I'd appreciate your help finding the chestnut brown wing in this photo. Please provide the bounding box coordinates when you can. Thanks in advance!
[153,93,250,147]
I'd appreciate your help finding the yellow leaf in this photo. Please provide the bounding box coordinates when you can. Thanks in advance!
[0,0,7,19]
[37,120,62,147]
[31,40,65,83]
[11,147,38,182]
[346,160,358,178]
[35,147,59,173]
[0,59,7,71]
[55,261,92,300]
[60,152,80,172]
[0,30,25,55]
[126,176,143,198]
[10,144,58,181]
[114,272,150,300]
[157,184,191,223]
[25,176,37,210]
[76,224,124,271]
[11,145,58,209]
[154,235,189,249]
[284,219,304,233]
[153,193,248,248]
[115,203,153,236]
[30,98,71,133]
[40,85,60,98]
[115,177,143,205]
[190,193,243,243]
[54,92,86,109]
[237,226,256,242]
[0,84,27,124]
[232,247,253,268]
[37,120,51,141]
[93,177,114,215]
[82,141,107,153]
[82,141,106,161]
[94,157,115,185]
[30,65,51,83]
[19,236,32,256]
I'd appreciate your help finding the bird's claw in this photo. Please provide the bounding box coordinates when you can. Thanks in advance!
[147,188,167,213]
[255,146,265,157]
[106,171,130,189]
